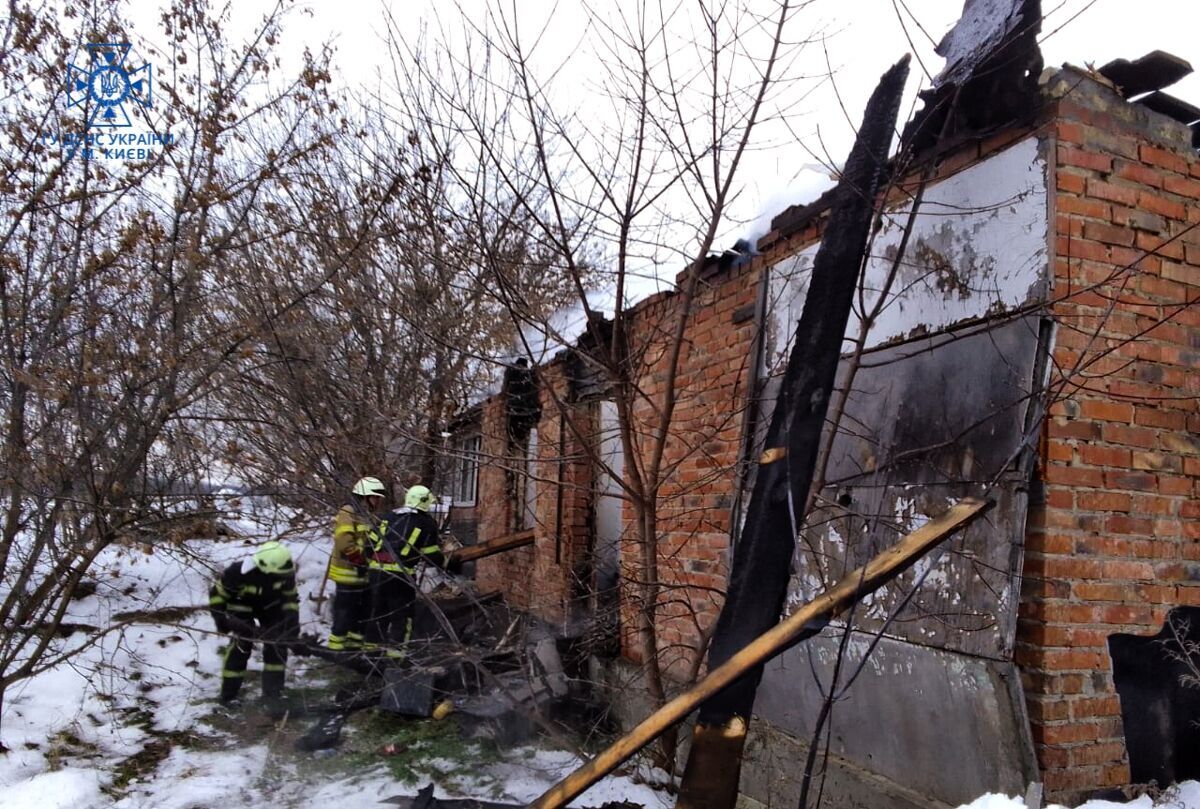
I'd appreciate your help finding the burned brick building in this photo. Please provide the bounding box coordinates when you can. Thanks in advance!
[444,7,1200,806]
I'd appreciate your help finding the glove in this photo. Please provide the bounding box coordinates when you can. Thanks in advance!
[262,613,298,639]
[220,614,260,639]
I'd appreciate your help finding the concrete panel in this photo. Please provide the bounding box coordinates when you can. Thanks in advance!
[763,135,1049,363]
[739,721,953,809]
[755,631,1038,807]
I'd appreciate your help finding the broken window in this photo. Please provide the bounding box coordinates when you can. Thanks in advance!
[513,428,538,532]
[502,359,541,534]
[449,432,481,506]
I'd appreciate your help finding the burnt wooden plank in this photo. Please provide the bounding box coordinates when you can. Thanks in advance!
[1098,50,1194,97]
[675,55,912,809]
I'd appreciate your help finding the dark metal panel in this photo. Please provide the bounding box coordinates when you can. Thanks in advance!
[798,483,1027,659]
[765,317,1045,660]
[822,316,1042,488]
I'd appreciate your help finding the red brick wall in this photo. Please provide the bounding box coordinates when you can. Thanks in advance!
[614,261,761,676]
[474,369,595,625]
[475,397,532,608]
[468,67,1200,802]
[1018,71,1200,800]
[471,260,760,666]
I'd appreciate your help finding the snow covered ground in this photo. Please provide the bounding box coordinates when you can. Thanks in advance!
[2,496,1197,809]
[0,498,669,808]
[957,783,1200,809]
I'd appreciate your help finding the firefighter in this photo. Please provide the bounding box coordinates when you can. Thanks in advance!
[327,476,386,651]
[208,541,300,704]
[366,484,454,657]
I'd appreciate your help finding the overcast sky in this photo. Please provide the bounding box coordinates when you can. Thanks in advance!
[115,0,1198,300]
[267,0,1198,237]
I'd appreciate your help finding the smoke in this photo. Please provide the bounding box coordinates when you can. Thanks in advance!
[740,166,839,249]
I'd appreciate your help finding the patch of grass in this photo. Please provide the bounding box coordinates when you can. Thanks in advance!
[102,738,173,797]
[322,708,503,792]
[100,701,223,801]
[44,728,102,771]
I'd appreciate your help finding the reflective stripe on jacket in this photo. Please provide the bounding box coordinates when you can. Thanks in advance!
[330,504,375,586]
[368,507,445,574]
[209,560,300,617]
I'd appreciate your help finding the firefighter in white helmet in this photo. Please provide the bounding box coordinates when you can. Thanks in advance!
[366,484,455,657]
[326,476,386,651]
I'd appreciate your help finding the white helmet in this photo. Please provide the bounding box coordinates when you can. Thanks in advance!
[352,476,385,497]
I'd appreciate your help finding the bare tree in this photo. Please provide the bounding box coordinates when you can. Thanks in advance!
[0,0,342,729]
[211,102,581,512]
[384,0,815,769]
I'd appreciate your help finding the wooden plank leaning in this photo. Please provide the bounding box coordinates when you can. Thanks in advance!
[525,495,995,809]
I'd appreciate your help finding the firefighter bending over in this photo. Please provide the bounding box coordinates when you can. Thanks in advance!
[209,541,300,704]
[367,484,455,657]
[327,476,385,651]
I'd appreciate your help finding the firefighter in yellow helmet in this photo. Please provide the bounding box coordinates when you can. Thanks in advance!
[327,476,386,651]
[366,484,455,656]
[208,541,300,704]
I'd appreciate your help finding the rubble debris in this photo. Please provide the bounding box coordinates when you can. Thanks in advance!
[292,593,599,754]
[384,783,646,808]
[902,0,1043,154]
[294,685,388,751]
[296,712,348,752]
[1098,50,1193,97]
[381,666,441,717]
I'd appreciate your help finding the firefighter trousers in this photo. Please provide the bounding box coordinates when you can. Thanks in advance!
[218,613,289,702]
[366,569,416,648]
[329,583,368,649]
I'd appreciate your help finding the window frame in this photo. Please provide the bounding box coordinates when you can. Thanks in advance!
[450,432,481,507]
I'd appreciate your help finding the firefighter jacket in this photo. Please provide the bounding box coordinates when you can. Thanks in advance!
[208,558,300,636]
[330,503,376,587]
[369,507,446,574]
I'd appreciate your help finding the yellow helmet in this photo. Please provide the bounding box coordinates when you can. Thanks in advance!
[352,476,385,498]
[253,541,293,575]
[404,485,434,511]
